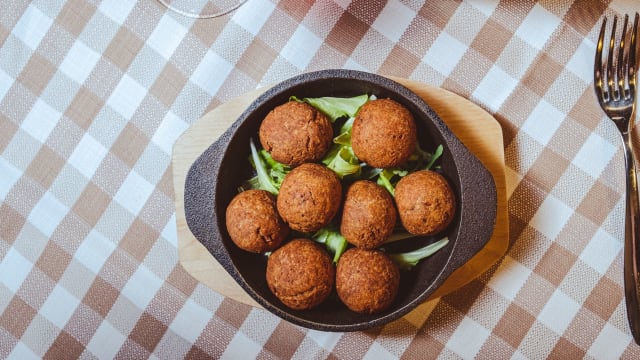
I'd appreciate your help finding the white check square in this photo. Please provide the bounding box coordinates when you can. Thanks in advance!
[0,247,33,293]
[446,317,491,359]
[169,299,211,343]
[231,0,275,35]
[98,0,136,25]
[537,289,580,335]
[191,50,233,96]
[28,191,68,238]
[106,74,147,119]
[470,1,499,16]
[520,99,565,146]
[371,0,414,42]
[566,38,597,83]
[60,40,101,85]
[114,170,154,215]
[579,228,622,275]
[12,5,53,50]
[363,342,395,360]
[487,255,532,301]
[74,229,117,274]
[588,322,630,359]
[422,32,467,77]
[472,65,518,113]
[572,132,617,179]
[68,133,108,179]
[39,284,80,329]
[280,25,322,70]
[7,342,39,360]
[86,321,127,359]
[515,4,561,50]
[529,194,573,240]
[21,99,61,143]
[221,332,262,360]
[147,14,188,60]
[151,111,189,155]
[121,265,163,310]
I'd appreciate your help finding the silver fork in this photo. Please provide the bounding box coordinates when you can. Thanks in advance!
[594,12,639,343]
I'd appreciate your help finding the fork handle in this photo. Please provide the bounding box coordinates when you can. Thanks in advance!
[621,131,640,344]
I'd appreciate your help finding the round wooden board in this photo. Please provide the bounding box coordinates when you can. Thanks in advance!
[171,78,509,309]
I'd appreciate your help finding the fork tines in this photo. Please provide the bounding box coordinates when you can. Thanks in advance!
[595,12,638,103]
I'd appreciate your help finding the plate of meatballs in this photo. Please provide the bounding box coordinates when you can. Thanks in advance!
[184,69,497,331]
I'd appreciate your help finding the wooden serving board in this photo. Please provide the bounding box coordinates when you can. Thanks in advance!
[172,78,509,308]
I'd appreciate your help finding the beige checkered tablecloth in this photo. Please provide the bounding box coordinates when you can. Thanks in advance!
[2,0,640,358]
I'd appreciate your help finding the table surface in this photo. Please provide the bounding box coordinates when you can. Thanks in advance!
[1,1,639,359]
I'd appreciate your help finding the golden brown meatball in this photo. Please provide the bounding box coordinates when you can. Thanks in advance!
[277,163,342,233]
[266,239,335,310]
[340,180,397,249]
[394,170,456,235]
[336,248,400,314]
[259,101,333,167]
[351,98,417,168]
[225,189,289,253]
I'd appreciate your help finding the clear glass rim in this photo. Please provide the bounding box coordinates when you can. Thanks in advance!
[157,0,247,19]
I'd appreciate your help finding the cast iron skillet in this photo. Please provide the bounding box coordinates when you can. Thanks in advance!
[184,69,497,332]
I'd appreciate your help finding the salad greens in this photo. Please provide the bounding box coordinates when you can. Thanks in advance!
[243,138,290,195]
[312,227,348,264]
[243,94,447,267]
[388,237,449,271]
[373,143,443,195]
[291,94,369,122]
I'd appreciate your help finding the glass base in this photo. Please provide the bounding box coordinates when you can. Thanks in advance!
[157,0,247,18]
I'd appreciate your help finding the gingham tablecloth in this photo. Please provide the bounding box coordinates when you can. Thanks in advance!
[2,0,640,358]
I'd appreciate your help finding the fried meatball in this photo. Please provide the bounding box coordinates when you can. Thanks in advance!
[225,189,289,253]
[394,170,456,235]
[351,98,417,168]
[259,101,333,167]
[340,180,397,249]
[266,239,335,310]
[277,163,342,233]
[336,248,400,314]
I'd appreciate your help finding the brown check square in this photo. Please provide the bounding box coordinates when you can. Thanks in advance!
[214,298,251,329]
[0,203,25,244]
[564,1,608,36]
[25,145,65,189]
[35,240,71,282]
[525,147,570,193]
[65,87,103,130]
[493,302,536,349]
[577,180,621,226]
[129,312,167,352]
[43,330,85,360]
[17,54,56,96]
[548,337,585,359]
[325,11,369,56]
[110,123,148,168]
[471,18,513,63]
[0,296,37,339]
[72,181,110,227]
[261,321,306,359]
[104,27,144,72]
[82,276,119,318]
[236,39,279,82]
[149,62,187,108]
[534,243,577,287]
[522,53,565,97]
[57,0,96,37]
